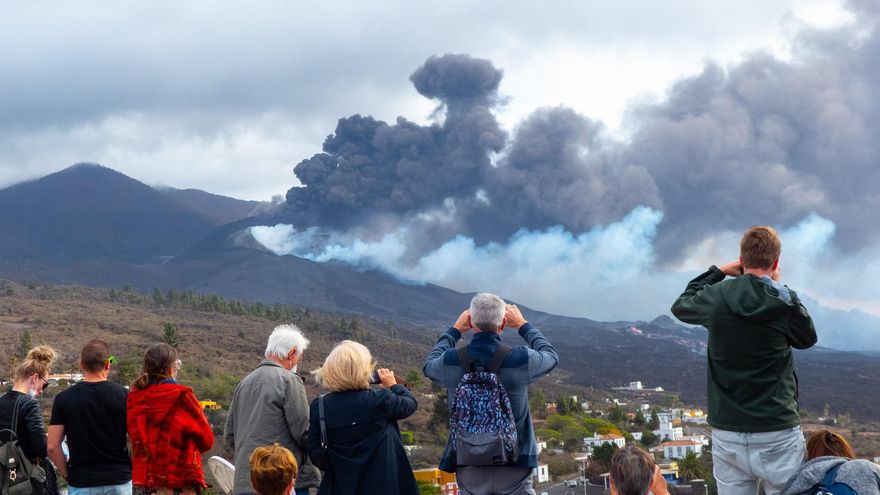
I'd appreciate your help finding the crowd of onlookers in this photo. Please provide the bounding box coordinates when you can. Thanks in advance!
[2,225,880,495]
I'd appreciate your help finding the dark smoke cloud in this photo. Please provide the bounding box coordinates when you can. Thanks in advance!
[283,6,880,263]
[284,54,505,229]
[474,107,661,238]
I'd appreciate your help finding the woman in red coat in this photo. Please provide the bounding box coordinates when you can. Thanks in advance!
[127,344,214,495]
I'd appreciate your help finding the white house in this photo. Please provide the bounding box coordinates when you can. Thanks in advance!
[536,439,547,453]
[629,431,643,441]
[584,434,626,451]
[532,464,550,484]
[658,440,703,460]
[654,412,684,441]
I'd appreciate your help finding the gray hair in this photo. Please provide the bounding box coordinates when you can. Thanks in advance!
[469,293,506,332]
[265,324,310,359]
[610,446,655,495]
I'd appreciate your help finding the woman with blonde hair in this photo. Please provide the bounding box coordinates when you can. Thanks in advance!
[782,430,880,494]
[0,345,57,494]
[307,340,419,495]
[127,343,214,495]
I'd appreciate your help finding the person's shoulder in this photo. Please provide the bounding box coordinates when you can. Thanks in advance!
[842,458,880,476]
[502,345,530,367]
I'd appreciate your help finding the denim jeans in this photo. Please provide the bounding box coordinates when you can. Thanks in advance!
[712,426,805,495]
[456,466,536,495]
[69,481,133,495]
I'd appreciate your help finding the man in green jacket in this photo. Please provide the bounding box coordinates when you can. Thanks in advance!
[671,226,817,495]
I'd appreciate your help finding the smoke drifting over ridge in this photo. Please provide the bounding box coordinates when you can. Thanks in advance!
[259,8,880,322]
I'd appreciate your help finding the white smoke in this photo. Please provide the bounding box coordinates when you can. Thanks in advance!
[251,209,880,338]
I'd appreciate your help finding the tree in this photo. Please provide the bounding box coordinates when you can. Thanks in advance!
[427,389,450,442]
[529,389,547,415]
[417,481,440,495]
[152,288,164,306]
[591,442,619,472]
[546,455,577,480]
[640,429,659,448]
[676,451,707,482]
[404,369,423,388]
[400,430,415,445]
[17,330,32,359]
[608,405,627,425]
[163,322,180,348]
[557,396,569,415]
[634,410,646,426]
[112,357,143,387]
[648,410,660,430]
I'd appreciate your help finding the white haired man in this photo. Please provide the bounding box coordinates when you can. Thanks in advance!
[424,293,558,495]
[224,325,320,495]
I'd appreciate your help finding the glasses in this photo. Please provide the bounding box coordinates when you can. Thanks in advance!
[37,376,49,392]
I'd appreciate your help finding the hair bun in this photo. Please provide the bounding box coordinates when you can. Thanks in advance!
[27,346,56,364]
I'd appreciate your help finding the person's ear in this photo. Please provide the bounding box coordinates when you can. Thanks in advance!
[610,479,619,495]
[288,349,298,364]
[772,258,779,271]
[286,477,296,495]
[500,317,507,332]
[466,315,472,329]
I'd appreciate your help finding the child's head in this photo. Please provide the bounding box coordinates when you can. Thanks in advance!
[249,444,298,495]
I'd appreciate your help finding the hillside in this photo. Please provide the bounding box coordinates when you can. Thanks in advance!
[158,187,263,225]
[0,164,218,263]
[2,165,880,424]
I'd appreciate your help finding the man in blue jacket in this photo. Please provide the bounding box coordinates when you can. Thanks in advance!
[424,293,558,495]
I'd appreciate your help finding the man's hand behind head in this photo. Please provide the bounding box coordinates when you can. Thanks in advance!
[719,260,743,277]
[453,310,472,333]
[504,304,527,330]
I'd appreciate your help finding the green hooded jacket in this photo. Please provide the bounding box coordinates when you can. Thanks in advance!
[671,266,817,432]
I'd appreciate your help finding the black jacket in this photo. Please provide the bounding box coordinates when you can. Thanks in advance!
[0,391,46,461]
[308,385,419,495]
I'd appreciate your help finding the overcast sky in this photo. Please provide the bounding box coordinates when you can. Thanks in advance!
[0,0,853,200]
[9,1,880,327]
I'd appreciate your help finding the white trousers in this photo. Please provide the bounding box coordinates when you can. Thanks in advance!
[712,426,805,495]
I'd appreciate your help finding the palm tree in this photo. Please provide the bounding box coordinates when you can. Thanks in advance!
[676,450,706,482]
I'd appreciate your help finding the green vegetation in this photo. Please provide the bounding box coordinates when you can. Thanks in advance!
[16,329,32,359]
[163,322,180,348]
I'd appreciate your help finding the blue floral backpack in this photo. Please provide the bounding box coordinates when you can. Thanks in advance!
[443,345,519,467]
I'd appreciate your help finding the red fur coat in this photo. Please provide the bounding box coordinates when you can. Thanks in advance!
[127,383,215,489]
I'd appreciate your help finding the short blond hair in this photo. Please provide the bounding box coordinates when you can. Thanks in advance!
[740,226,781,270]
[312,340,374,392]
[250,444,298,495]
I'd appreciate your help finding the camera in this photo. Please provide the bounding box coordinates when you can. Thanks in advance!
[369,371,381,385]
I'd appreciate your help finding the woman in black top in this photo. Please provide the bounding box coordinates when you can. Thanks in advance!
[308,340,419,495]
[0,346,57,495]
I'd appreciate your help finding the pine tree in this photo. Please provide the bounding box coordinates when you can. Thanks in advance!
[17,330,32,359]
[163,323,180,348]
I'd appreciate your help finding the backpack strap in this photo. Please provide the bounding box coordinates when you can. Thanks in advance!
[318,395,328,451]
[820,462,845,488]
[456,346,475,373]
[486,345,512,374]
[10,395,24,437]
